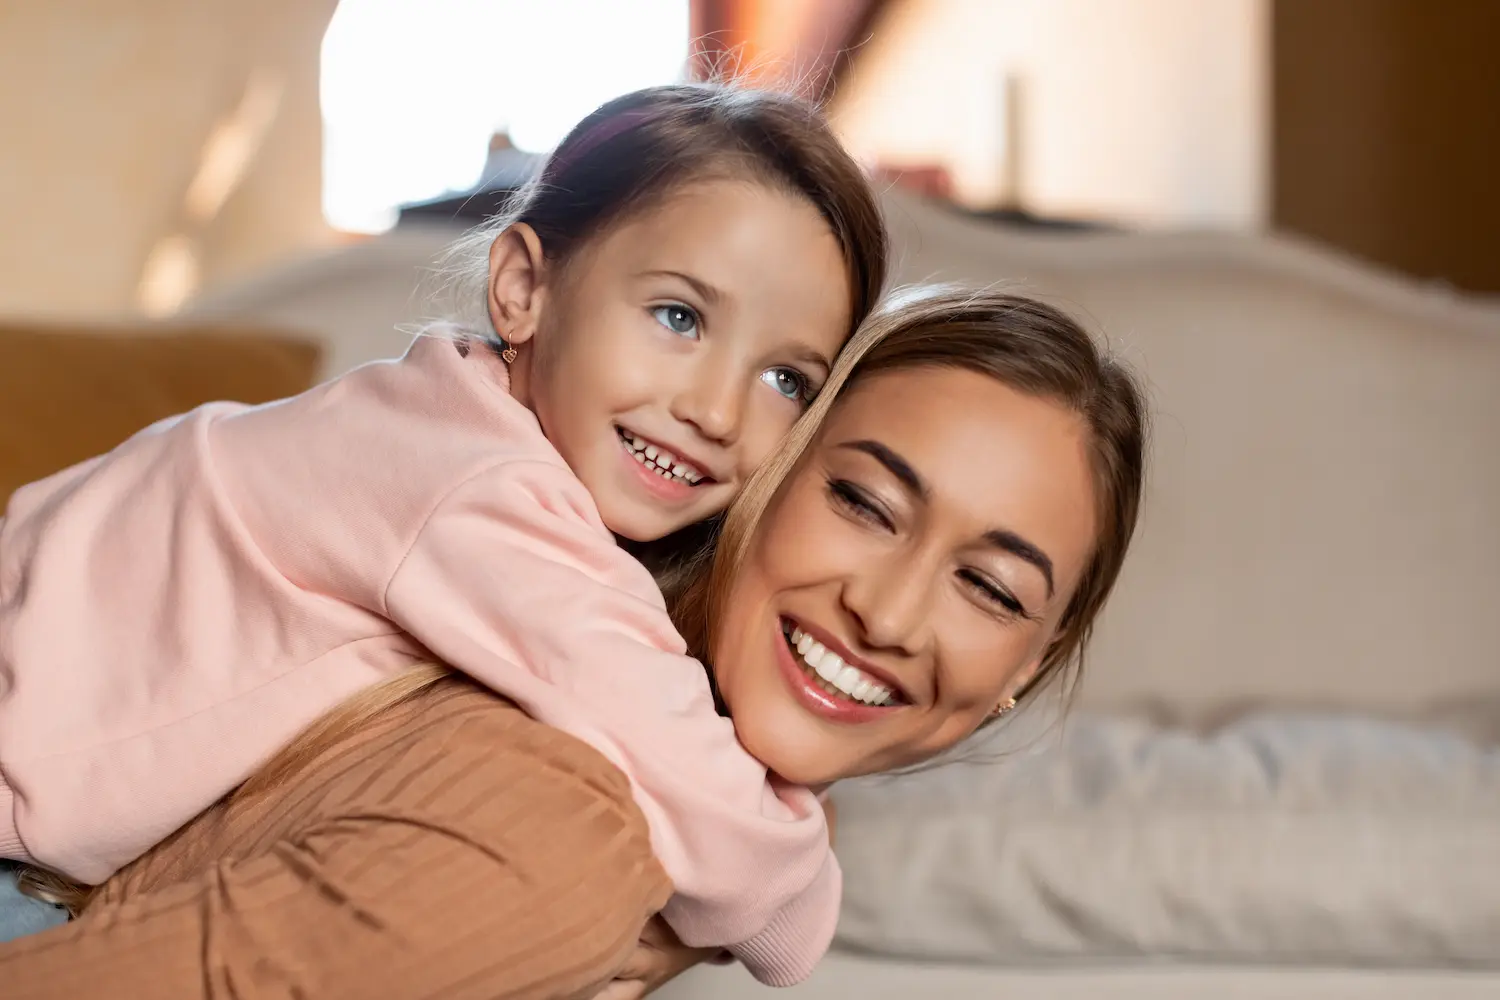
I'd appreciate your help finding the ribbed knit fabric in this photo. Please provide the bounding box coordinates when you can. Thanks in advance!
[0,681,673,999]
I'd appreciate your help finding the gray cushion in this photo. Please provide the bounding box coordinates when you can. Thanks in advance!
[833,711,1500,967]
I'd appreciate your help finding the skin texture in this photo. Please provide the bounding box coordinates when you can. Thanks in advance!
[488,179,852,542]
[713,366,1100,786]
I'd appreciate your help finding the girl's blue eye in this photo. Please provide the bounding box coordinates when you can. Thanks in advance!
[761,367,809,402]
[652,304,699,338]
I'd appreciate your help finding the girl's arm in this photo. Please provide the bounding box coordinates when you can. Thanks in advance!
[381,458,839,983]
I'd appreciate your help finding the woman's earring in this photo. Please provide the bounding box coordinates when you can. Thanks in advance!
[500,341,518,364]
[990,696,1017,719]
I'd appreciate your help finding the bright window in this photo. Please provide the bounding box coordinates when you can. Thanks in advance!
[321,0,690,233]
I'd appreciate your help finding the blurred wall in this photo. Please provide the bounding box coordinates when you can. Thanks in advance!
[832,0,1269,229]
[0,0,337,320]
[1272,0,1500,293]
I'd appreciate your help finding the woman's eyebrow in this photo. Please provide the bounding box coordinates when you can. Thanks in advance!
[983,529,1055,597]
[835,440,925,498]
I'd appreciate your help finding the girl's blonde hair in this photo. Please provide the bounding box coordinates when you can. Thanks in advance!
[28,286,1147,914]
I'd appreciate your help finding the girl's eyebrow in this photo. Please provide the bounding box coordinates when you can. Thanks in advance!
[789,346,832,374]
[636,269,724,306]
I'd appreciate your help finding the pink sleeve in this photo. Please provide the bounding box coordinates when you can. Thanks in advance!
[382,459,839,986]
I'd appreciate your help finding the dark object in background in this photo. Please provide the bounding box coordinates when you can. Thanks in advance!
[399,132,541,227]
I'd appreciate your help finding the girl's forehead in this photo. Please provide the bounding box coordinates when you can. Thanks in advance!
[580,179,852,343]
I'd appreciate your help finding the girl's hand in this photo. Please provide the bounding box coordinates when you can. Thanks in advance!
[591,915,726,999]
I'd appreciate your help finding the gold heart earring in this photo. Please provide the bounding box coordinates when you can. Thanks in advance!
[500,340,518,364]
[990,696,1017,719]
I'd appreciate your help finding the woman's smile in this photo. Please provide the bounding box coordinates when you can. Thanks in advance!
[772,616,909,723]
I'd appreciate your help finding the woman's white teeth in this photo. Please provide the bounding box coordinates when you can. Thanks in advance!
[786,626,896,707]
[621,431,704,484]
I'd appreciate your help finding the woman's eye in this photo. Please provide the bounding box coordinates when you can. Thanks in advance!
[651,304,699,338]
[761,367,809,403]
[960,569,1026,617]
[827,478,893,530]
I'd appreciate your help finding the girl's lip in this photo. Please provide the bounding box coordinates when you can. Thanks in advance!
[617,432,699,504]
[773,619,901,724]
[616,425,717,482]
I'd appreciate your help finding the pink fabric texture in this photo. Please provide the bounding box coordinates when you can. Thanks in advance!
[0,331,836,985]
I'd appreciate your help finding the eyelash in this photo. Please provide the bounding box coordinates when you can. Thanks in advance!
[827,477,891,529]
[826,477,1032,620]
[763,367,818,406]
[650,302,700,338]
[959,569,1028,617]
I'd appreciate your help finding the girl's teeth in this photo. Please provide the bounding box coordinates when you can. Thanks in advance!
[620,431,704,485]
[817,652,844,685]
[796,632,815,656]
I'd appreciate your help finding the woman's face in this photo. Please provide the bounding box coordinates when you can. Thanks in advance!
[712,365,1100,785]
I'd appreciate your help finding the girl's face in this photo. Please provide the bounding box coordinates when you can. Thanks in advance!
[712,366,1101,785]
[494,178,851,542]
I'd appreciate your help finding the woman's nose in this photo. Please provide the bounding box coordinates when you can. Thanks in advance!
[838,556,932,656]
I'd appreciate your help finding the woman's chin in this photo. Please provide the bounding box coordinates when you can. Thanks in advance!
[736,711,849,788]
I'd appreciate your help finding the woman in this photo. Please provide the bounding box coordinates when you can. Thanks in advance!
[0,286,1147,998]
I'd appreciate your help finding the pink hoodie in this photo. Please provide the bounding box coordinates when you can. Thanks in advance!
[0,331,837,986]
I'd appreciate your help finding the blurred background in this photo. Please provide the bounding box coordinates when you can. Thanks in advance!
[1,0,1497,321]
[2,4,1498,998]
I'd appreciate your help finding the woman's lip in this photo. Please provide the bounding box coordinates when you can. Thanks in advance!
[785,617,913,702]
[773,620,900,724]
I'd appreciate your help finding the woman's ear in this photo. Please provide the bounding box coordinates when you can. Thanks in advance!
[1004,657,1045,705]
[487,223,548,346]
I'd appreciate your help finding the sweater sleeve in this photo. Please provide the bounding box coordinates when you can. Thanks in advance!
[0,699,673,999]
[382,460,840,986]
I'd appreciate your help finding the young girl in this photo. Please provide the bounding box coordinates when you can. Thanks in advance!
[0,82,887,984]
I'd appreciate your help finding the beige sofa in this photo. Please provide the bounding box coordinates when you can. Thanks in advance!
[184,191,1500,999]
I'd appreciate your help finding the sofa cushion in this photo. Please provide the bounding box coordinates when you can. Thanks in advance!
[0,322,321,504]
[833,710,1500,967]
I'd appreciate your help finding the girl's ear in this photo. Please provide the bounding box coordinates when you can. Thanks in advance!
[487,223,548,346]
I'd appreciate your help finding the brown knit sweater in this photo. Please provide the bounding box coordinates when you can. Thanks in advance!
[0,680,672,998]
